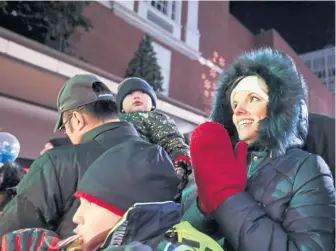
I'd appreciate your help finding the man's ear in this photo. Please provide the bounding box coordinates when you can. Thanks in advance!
[73,111,86,131]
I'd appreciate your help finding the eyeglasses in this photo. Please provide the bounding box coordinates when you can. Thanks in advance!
[59,114,73,132]
[59,106,86,132]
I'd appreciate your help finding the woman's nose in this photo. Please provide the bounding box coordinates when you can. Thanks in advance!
[234,102,248,115]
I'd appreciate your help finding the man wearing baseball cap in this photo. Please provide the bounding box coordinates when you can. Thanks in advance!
[0,74,142,239]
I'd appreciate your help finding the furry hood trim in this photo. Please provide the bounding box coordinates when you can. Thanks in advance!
[210,48,308,157]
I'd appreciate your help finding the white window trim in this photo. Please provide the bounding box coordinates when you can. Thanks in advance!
[99,0,134,11]
[152,41,171,96]
[149,1,182,26]
[138,1,182,40]
[117,0,134,11]
[96,0,201,60]
[185,0,200,51]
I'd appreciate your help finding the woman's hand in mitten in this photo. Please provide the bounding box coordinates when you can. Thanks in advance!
[190,122,248,213]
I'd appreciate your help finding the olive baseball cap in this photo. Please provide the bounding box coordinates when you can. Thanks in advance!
[54,74,114,132]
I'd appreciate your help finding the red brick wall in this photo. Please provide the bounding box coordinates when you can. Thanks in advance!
[227,15,255,63]
[197,1,230,113]
[71,2,206,110]
[70,2,334,116]
[168,50,206,110]
[71,3,144,77]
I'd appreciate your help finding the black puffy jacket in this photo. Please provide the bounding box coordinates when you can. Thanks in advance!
[0,122,141,238]
[303,112,335,179]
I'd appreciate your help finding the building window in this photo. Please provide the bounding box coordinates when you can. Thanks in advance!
[99,0,200,59]
[313,57,325,69]
[138,1,182,40]
[327,55,335,67]
[329,81,335,91]
[304,60,311,68]
[315,70,326,79]
[152,41,172,96]
[322,70,326,78]
[151,1,168,15]
[313,59,319,69]
[150,1,178,21]
[328,68,335,77]
[321,57,325,68]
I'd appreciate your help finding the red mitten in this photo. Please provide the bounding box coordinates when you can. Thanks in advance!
[190,121,248,213]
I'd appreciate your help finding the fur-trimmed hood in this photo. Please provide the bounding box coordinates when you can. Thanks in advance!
[210,48,308,157]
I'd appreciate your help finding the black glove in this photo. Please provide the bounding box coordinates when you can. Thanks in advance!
[173,160,192,203]
[1,228,60,251]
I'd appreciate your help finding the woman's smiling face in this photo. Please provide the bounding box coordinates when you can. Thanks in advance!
[231,76,269,144]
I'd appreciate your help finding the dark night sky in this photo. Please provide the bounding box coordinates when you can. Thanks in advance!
[229,1,335,54]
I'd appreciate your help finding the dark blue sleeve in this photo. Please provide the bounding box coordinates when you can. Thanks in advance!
[213,155,335,251]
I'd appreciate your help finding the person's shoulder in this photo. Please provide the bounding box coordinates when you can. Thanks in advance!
[309,112,335,126]
[273,149,334,194]
[36,140,100,169]
[121,111,150,120]
[47,140,99,157]
[284,148,325,168]
[121,111,174,125]
[274,149,320,178]
[102,138,168,160]
[308,113,335,138]
[116,137,159,150]
[149,111,171,120]
[287,149,334,187]
[288,149,330,172]
[282,147,311,164]
[299,152,332,176]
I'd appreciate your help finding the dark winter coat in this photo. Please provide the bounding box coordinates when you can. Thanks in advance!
[96,202,223,251]
[0,122,141,238]
[184,48,335,251]
[303,112,335,179]
[119,111,190,161]
[0,203,223,251]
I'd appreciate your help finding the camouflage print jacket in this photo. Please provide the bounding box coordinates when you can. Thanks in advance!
[119,111,190,163]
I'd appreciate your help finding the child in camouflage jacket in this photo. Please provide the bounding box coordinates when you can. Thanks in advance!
[116,78,192,200]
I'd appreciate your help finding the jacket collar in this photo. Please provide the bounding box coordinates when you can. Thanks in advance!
[101,202,181,249]
[82,121,139,143]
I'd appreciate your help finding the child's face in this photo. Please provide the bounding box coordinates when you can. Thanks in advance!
[122,90,153,113]
[73,198,121,245]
